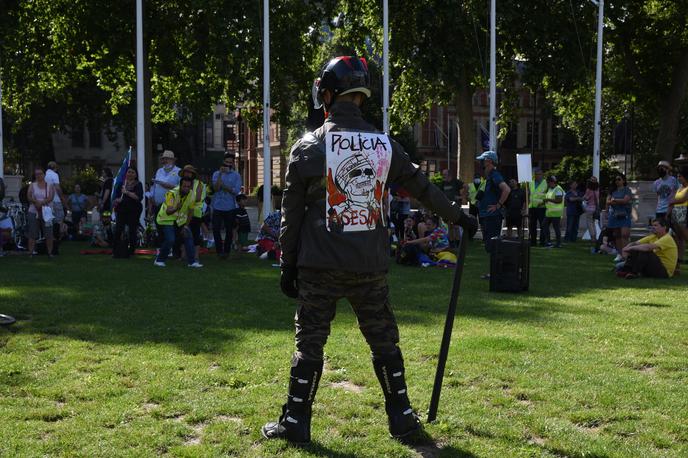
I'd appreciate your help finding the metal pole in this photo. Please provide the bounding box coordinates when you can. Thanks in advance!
[136,0,146,202]
[489,0,497,153]
[383,0,390,133]
[427,233,469,422]
[592,0,604,180]
[262,0,272,219]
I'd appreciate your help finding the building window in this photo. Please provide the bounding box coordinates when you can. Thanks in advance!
[88,121,102,148]
[526,121,540,149]
[71,126,85,148]
[205,122,213,147]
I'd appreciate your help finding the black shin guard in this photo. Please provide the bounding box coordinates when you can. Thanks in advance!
[373,350,422,438]
[262,358,323,443]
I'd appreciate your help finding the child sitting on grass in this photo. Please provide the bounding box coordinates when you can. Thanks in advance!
[233,194,251,251]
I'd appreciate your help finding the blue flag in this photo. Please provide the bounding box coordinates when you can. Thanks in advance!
[110,147,132,210]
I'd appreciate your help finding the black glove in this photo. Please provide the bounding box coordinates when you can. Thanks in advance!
[457,211,479,239]
[280,265,299,298]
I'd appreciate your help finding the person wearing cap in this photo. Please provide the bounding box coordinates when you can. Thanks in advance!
[211,156,242,259]
[112,166,144,255]
[262,55,477,445]
[152,151,181,240]
[542,176,565,248]
[179,165,206,263]
[528,168,548,247]
[476,150,510,261]
[654,160,679,219]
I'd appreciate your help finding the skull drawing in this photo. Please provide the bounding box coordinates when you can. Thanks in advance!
[334,153,377,206]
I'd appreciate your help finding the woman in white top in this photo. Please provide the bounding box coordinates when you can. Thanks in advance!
[27,168,55,256]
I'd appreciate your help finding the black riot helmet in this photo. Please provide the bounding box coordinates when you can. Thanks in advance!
[312,56,371,110]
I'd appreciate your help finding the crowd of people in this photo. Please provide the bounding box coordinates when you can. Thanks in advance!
[388,156,688,281]
[0,150,290,266]
[1,152,687,281]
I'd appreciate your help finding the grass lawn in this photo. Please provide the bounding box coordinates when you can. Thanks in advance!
[1,241,687,457]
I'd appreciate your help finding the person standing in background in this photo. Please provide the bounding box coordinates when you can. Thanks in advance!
[654,160,679,220]
[607,174,634,261]
[564,180,584,242]
[45,161,67,255]
[668,167,688,273]
[113,167,144,256]
[67,184,90,236]
[582,177,600,249]
[542,176,565,248]
[504,179,526,238]
[211,156,242,259]
[528,168,548,247]
[99,168,114,213]
[151,150,181,246]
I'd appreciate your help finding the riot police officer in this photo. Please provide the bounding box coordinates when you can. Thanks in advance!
[261,55,477,444]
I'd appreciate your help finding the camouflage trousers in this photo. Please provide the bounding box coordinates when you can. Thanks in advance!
[294,268,400,361]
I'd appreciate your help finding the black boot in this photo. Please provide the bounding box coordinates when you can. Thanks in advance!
[261,358,323,444]
[373,350,422,439]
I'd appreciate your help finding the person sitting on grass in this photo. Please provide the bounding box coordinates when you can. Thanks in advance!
[233,193,251,252]
[91,211,114,248]
[616,217,677,280]
[256,205,281,260]
[401,215,452,266]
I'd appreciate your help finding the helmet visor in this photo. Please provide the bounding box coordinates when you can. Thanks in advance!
[312,78,323,109]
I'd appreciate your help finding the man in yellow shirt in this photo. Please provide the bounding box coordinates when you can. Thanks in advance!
[617,217,677,279]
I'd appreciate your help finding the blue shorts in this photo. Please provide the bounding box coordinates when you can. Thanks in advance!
[607,214,631,228]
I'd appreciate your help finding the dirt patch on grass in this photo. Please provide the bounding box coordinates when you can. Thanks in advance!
[412,441,445,458]
[216,415,243,423]
[636,363,656,374]
[183,423,206,446]
[329,380,364,393]
[527,435,546,446]
[575,419,604,433]
[142,402,159,412]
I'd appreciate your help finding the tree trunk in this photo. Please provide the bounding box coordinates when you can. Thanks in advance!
[654,48,688,161]
[455,71,476,183]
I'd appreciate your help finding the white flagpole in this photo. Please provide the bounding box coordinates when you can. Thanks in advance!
[382,0,390,134]
[0,58,4,180]
[136,0,146,193]
[592,0,604,179]
[262,0,272,219]
[489,0,497,153]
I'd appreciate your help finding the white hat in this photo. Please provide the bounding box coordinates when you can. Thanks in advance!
[161,150,175,159]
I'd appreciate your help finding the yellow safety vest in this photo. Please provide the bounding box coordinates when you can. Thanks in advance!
[529,180,548,208]
[157,187,195,226]
[545,185,565,218]
[468,180,485,205]
[192,180,206,218]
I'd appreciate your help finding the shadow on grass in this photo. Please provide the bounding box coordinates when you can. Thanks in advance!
[2,241,685,355]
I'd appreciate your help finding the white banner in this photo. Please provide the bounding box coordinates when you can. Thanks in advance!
[517,153,533,183]
[325,131,392,232]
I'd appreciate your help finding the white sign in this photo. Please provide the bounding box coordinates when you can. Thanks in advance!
[325,131,392,232]
[517,154,533,183]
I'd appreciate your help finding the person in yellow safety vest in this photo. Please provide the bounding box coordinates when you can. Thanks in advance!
[542,175,565,248]
[179,165,206,263]
[154,176,203,268]
[528,168,549,247]
[468,174,485,218]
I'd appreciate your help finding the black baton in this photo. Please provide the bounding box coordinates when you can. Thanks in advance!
[427,232,469,422]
